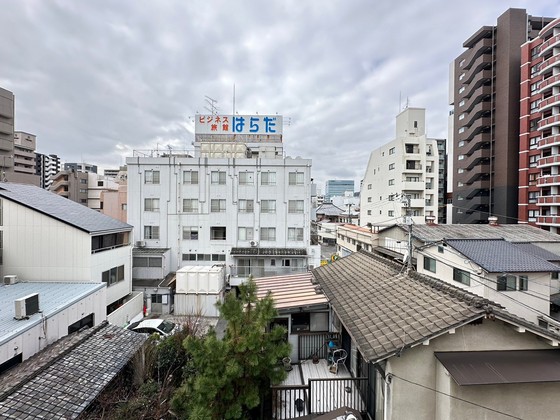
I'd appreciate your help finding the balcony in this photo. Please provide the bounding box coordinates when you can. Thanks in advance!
[463,165,491,184]
[539,18,560,42]
[402,181,424,190]
[537,175,560,187]
[462,147,491,170]
[462,59,492,84]
[537,196,560,205]
[230,265,308,279]
[538,114,560,131]
[538,155,560,168]
[463,48,492,71]
[539,94,560,113]
[540,34,560,55]
[462,70,493,99]
[462,133,492,155]
[536,215,560,226]
[459,118,492,142]
[461,101,492,127]
[461,85,492,113]
[466,179,490,192]
[538,134,560,149]
[538,74,560,94]
[0,120,12,136]
[540,54,560,74]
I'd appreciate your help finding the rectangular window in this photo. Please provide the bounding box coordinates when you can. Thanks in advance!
[212,254,226,262]
[144,226,159,240]
[211,199,226,212]
[183,199,199,213]
[289,172,304,185]
[288,200,304,213]
[144,198,160,212]
[133,257,162,268]
[238,227,254,241]
[211,171,226,185]
[238,199,254,213]
[388,179,395,186]
[519,276,528,291]
[145,170,160,184]
[182,226,199,240]
[239,171,254,185]
[102,265,125,286]
[453,268,470,286]
[389,163,395,170]
[183,170,198,184]
[497,275,516,291]
[261,172,276,185]
[530,100,540,113]
[261,227,276,241]
[368,197,372,203]
[528,191,538,203]
[288,227,304,241]
[367,184,372,190]
[261,200,276,213]
[182,253,197,261]
[210,226,226,240]
[529,136,540,150]
[423,256,436,273]
[388,210,394,217]
[530,64,540,77]
[389,147,395,155]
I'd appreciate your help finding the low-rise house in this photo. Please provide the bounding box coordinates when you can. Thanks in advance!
[336,224,380,257]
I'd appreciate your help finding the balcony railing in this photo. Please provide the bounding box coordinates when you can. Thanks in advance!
[230,265,309,278]
[538,114,560,131]
[537,175,560,187]
[538,134,560,149]
[539,74,560,94]
[540,55,560,74]
[539,94,560,113]
[540,34,560,55]
[536,215,560,225]
[538,155,560,167]
[537,196,560,205]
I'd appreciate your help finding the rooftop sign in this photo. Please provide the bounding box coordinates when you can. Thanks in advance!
[195,115,283,135]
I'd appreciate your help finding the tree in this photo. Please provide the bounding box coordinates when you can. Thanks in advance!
[172,277,291,419]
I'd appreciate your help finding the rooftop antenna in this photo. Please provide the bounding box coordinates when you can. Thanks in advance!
[232,84,236,117]
[204,96,218,115]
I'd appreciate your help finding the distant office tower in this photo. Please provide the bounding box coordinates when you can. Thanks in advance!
[324,180,354,203]
[451,9,552,224]
[36,153,61,189]
[361,107,444,226]
[519,17,560,233]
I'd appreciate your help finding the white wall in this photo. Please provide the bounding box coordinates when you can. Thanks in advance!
[91,245,132,304]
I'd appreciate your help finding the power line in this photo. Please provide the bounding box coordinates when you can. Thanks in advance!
[391,374,523,419]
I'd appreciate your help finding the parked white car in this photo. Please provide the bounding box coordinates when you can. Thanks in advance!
[127,319,177,337]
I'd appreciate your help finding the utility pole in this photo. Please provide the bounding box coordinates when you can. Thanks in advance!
[401,194,413,273]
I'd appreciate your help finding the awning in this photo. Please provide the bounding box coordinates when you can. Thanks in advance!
[435,350,560,385]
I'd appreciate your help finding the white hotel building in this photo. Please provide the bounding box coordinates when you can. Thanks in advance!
[360,107,442,226]
[127,115,320,285]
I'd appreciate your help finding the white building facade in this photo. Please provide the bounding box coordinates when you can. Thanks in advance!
[360,108,442,226]
[127,114,320,284]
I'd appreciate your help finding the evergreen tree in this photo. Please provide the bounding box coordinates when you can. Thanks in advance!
[172,277,291,419]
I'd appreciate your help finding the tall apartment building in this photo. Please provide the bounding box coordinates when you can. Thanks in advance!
[519,18,560,233]
[0,87,14,179]
[451,9,553,224]
[360,108,443,226]
[324,179,354,203]
[127,114,320,284]
[36,153,61,189]
[13,131,40,186]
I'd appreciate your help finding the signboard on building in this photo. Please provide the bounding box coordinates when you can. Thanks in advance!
[195,115,283,135]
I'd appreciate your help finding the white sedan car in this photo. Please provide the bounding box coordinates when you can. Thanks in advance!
[127,319,177,337]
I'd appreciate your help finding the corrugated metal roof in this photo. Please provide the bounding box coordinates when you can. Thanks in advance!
[0,183,132,234]
[132,247,170,255]
[255,273,328,310]
[435,350,560,385]
[446,239,560,273]
[0,282,105,346]
[0,322,146,419]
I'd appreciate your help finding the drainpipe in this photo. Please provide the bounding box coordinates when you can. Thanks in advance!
[384,373,392,420]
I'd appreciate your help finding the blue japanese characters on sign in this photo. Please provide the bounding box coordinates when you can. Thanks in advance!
[195,115,283,135]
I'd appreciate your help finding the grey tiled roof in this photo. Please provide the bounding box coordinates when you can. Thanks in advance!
[446,239,560,273]
[312,251,490,363]
[404,224,560,243]
[0,322,146,419]
[316,203,345,216]
[0,183,132,234]
[513,243,560,262]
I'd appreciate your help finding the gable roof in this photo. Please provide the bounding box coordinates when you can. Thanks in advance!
[316,203,345,216]
[0,183,132,234]
[313,251,560,363]
[255,273,328,310]
[513,243,560,262]
[445,239,560,273]
[389,224,560,243]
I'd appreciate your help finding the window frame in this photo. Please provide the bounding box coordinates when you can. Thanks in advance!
[453,268,470,286]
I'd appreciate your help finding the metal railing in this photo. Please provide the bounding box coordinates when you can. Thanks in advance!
[230,265,309,278]
[298,332,340,360]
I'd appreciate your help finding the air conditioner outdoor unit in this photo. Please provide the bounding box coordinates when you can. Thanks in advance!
[250,241,258,247]
[136,240,146,248]
[14,293,40,320]
[3,275,18,285]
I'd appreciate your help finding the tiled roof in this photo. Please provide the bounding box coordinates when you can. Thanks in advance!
[403,224,560,243]
[255,273,328,310]
[312,251,491,363]
[316,203,345,216]
[446,239,560,273]
[0,322,146,419]
[230,247,307,256]
[513,243,560,262]
[132,247,171,255]
[0,183,132,234]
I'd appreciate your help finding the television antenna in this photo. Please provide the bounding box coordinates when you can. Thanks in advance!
[204,96,219,115]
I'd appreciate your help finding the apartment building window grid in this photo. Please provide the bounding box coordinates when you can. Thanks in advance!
[211,199,226,212]
[238,199,254,213]
[288,227,304,241]
[260,227,276,241]
[144,170,160,184]
[238,227,254,241]
[289,172,304,185]
[261,200,276,213]
[183,199,199,213]
[288,200,304,213]
[182,226,199,240]
[211,171,226,185]
[183,170,199,184]
[144,226,160,240]
[144,198,160,212]
[239,172,254,185]
[210,226,226,240]
[261,172,276,185]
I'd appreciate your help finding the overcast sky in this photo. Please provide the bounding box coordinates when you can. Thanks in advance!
[1,0,559,191]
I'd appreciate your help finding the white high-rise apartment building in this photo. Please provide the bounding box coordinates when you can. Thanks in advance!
[127,114,320,284]
[360,108,441,226]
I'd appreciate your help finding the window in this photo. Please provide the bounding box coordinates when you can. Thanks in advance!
[211,199,226,212]
[288,227,304,241]
[453,268,470,286]
[530,64,540,77]
[183,199,199,213]
[459,86,465,94]
[368,184,372,190]
[260,227,276,241]
[367,210,372,215]
[261,172,276,185]
[212,254,226,262]
[497,275,516,291]
[80,178,87,184]
[102,265,125,286]
[182,226,198,240]
[388,210,394,217]
[529,119,538,132]
[389,147,395,155]
[289,172,304,185]
[423,256,436,273]
[459,58,465,67]
[458,155,465,160]
[530,100,540,113]
[182,254,197,261]
[368,197,372,203]
[239,171,254,185]
[133,257,162,267]
[530,82,540,93]
[528,191,538,204]
[388,179,395,186]
[528,209,539,222]
[145,170,160,184]
[459,73,465,81]
[458,127,465,134]
[211,171,226,184]
[389,163,395,170]
[531,46,539,59]
[238,199,254,213]
[144,198,160,212]
[183,170,198,184]
[288,200,304,213]
[261,200,276,213]
[459,99,465,107]
[458,113,465,120]
[210,226,226,240]
[238,227,254,241]
[144,226,159,240]
[519,276,528,291]
[529,136,539,149]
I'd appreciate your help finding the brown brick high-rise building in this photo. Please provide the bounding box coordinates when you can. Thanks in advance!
[451,9,553,224]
